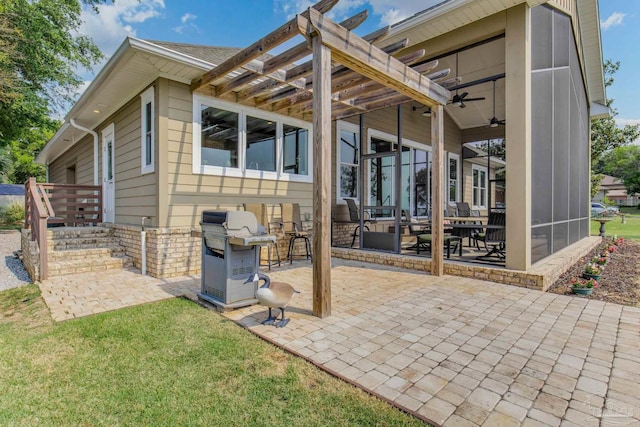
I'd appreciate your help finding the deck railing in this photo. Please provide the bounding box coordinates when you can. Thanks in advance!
[24,178,103,280]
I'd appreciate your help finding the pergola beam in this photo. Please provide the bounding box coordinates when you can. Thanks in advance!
[191,0,339,92]
[215,10,369,97]
[255,39,410,110]
[304,8,450,107]
[235,24,390,103]
[278,51,429,116]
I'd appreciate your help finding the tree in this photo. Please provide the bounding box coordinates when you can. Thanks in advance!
[590,60,640,165]
[0,0,108,183]
[595,145,640,196]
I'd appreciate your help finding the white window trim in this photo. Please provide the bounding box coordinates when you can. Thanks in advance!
[447,152,460,203]
[472,164,488,210]
[140,86,155,174]
[336,120,360,204]
[192,95,312,182]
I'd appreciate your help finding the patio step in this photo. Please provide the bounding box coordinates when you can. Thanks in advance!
[45,226,133,277]
[48,246,126,262]
[47,256,133,277]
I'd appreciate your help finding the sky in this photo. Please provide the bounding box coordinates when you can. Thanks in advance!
[77,0,639,130]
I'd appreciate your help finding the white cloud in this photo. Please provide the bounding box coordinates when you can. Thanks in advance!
[173,12,199,34]
[79,0,165,57]
[601,12,625,30]
[181,12,197,24]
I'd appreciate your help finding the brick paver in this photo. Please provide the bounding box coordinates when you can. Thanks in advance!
[37,260,639,426]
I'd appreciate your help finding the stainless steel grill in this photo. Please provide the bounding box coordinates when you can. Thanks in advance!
[198,210,276,309]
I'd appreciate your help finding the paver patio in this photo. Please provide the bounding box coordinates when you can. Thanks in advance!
[38,261,639,426]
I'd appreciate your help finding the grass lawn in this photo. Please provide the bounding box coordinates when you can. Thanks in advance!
[0,286,424,427]
[591,209,640,240]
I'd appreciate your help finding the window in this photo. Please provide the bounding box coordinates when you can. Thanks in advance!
[193,95,311,181]
[140,87,154,174]
[472,165,488,209]
[283,124,308,175]
[337,121,359,201]
[200,105,239,168]
[246,115,276,172]
[448,153,460,203]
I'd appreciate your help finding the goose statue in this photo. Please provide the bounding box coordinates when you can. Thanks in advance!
[253,273,299,328]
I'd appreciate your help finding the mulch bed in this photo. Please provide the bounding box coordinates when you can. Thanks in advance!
[548,238,640,307]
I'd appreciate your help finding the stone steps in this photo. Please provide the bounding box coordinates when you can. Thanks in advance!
[45,226,133,277]
[48,257,133,276]
[48,246,126,262]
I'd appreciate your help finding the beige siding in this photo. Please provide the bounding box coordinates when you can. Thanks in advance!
[96,83,158,226]
[164,80,313,228]
[49,134,95,185]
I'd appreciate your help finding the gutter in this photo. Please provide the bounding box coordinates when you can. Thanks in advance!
[70,119,99,185]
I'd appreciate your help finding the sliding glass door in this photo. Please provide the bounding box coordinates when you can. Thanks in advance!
[366,133,432,219]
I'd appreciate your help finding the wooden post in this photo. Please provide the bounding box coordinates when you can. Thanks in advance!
[312,35,331,318]
[431,104,444,276]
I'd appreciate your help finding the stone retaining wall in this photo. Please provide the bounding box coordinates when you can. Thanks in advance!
[109,224,200,278]
[20,229,39,281]
[331,235,601,291]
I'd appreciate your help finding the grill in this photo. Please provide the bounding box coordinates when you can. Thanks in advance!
[198,210,276,309]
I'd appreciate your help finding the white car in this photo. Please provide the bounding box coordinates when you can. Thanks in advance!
[591,202,619,216]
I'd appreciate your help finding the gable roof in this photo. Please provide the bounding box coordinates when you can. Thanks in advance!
[37,38,241,165]
[145,41,242,66]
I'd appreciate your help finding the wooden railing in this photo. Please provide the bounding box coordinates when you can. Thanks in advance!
[24,178,103,280]
[38,183,102,226]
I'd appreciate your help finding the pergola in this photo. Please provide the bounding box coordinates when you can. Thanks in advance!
[191,0,451,318]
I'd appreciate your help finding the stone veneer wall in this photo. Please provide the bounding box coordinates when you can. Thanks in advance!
[331,235,601,291]
[20,229,40,281]
[109,224,200,278]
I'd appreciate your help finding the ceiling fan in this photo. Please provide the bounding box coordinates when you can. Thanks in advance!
[489,80,505,127]
[449,53,485,108]
[450,91,485,108]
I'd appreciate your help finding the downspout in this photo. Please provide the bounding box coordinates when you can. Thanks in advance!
[69,119,99,185]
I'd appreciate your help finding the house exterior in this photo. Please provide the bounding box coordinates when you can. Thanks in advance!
[34,0,606,280]
[593,174,639,207]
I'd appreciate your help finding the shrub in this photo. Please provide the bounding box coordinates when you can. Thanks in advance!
[0,201,25,225]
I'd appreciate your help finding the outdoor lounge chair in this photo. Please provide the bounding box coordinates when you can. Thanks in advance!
[280,203,312,263]
[473,211,506,260]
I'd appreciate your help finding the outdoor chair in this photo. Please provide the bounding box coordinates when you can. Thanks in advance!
[456,202,471,217]
[345,198,375,247]
[473,211,506,260]
[416,234,462,258]
[243,203,281,270]
[280,203,312,263]
[452,202,481,245]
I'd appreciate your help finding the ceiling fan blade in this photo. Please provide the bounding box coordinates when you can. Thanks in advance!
[459,92,469,99]
[464,97,486,102]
